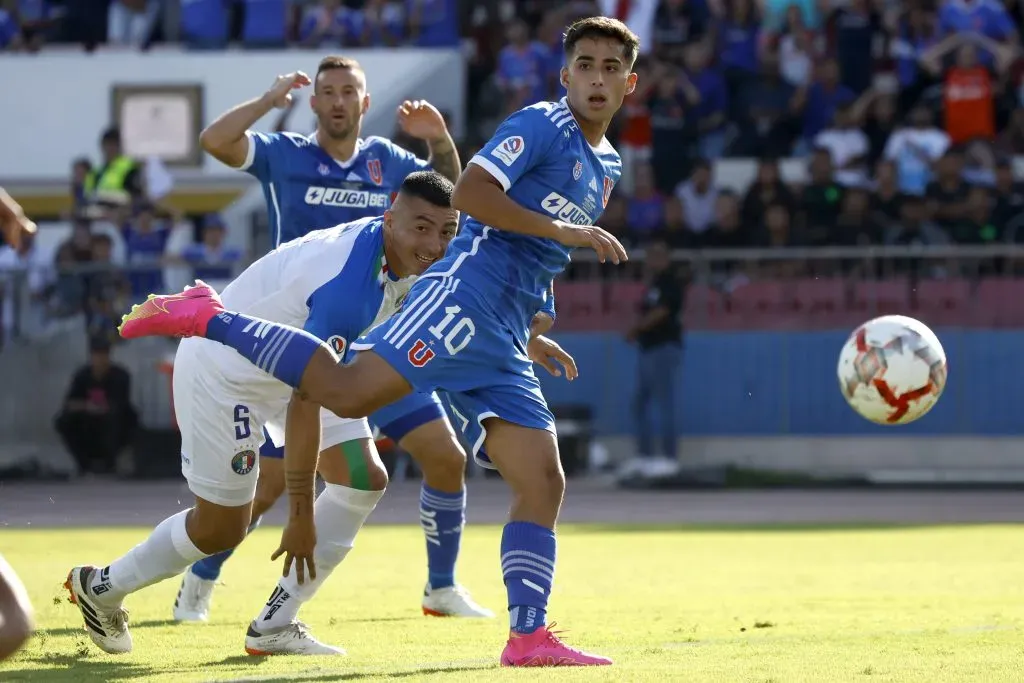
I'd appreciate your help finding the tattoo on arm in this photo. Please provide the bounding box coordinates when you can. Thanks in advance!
[428,137,462,183]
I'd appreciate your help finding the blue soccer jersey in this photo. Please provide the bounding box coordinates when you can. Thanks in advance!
[354,98,621,464]
[220,216,444,450]
[240,132,431,246]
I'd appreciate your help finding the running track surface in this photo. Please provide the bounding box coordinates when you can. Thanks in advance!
[1,479,1023,528]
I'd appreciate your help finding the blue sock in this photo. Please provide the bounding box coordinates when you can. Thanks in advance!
[205,312,324,389]
[189,516,263,581]
[501,521,555,635]
[419,485,465,590]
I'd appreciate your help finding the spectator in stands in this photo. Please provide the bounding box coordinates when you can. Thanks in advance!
[890,6,943,114]
[408,0,459,48]
[799,58,856,149]
[495,18,549,114]
[180,215,243,285]
[683,41,729,159]
[704,191,748,250]
[627,163,668,242]
[829,0,881,95]
[872,160,906,226]
[926,149,970,232]
[616,56,655,195]
[648,64,695,193]
[652,0,708,62]
[69,158,93,215]
[775,4,820,90]
[674,158,718,236]
[860,92,899,170]
[716,0,762,90]
[953,185,1001,244]
[742,156,795,226]
[887,194,950,246]
[883,105,951,196]
[84,234,130,346]
[734,52,799,157]
[54,336,138,477]
[299,0,353,47]
[358,0,406,47]
[50,217,95,320]
[938,0,1019,52]
[998,108,1024,153]
[993,159,1024,229]
[623,238,684,480]
[87,128,143,209]
[107,0,159,47]
[814,102,870,188]
[122,203,171,301]
[835,187,884,246]
[938,43,998,145]
[0,8,22,50]
[796,148,843,246]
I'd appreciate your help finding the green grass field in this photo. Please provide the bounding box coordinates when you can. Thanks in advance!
[1,524,1022,682]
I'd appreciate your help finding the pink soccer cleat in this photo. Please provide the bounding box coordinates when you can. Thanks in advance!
[500,624,612,667]
[118,280,225,340]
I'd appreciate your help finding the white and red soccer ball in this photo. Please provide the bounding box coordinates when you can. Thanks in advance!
[837,315,948,425]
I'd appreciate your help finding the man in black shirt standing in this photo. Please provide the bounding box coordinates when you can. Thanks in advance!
[622,239,685,480]
[54,336,138,476]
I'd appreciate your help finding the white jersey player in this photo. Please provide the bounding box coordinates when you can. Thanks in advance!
[65,173,469,656]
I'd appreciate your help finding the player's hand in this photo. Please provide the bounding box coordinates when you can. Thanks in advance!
[397,100,448,141]
[528,335,578,381]
[272,518,317,585]
[265,72,312,109]
[553,222,628,264]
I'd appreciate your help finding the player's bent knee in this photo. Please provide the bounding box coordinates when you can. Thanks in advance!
[318,439,389,491]
[403,421,467,490]
[187,497,253,554]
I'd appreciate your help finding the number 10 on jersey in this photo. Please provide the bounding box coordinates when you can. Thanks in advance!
[407,305,476,368]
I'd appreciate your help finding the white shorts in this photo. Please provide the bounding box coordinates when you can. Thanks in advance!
[173,338,371,507]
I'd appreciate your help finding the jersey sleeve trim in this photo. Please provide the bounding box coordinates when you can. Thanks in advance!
[468,155,512,192]
[238,131,258,171]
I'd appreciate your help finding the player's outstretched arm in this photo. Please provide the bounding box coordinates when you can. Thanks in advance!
[0,554,33,662]
[271,391,322,585]
[452,166,627,264]
[0,187,36,251]
[200,72,312,169]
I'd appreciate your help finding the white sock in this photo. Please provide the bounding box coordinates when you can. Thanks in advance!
[90,509,208,604]
[255,484,383,631]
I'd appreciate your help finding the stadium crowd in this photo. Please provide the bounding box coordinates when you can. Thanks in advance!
[5,0,1024,344]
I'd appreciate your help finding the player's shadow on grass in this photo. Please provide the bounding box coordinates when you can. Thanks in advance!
[221,664,498,682]
[38,619,178,638]
[2,658,157,681]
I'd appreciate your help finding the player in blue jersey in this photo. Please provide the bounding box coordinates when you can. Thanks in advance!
[119,16,637,667]
[180,56,489,622]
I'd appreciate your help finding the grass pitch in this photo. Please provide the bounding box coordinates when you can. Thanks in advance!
[0,524,1022,682]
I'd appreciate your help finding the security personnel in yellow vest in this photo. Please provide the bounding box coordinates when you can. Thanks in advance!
[85,128,142,206]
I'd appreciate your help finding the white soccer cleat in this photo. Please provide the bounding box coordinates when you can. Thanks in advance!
[173,570,216,622]
[64,565,133,654]
[244,621,346,656]
[422,584,494,618]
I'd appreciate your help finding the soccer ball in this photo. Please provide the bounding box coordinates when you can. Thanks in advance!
[837,315,948,425]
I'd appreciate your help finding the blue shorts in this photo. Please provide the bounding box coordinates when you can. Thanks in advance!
[351,277,555,469]
[259,391,445,458]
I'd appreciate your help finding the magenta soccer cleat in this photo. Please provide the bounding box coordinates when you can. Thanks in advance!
[118,280,225,340]
[500,624,612,667]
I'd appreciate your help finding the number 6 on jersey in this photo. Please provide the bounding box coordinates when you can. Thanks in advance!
[407,305,476,368]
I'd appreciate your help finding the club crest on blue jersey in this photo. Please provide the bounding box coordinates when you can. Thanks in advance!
[367,159,383,185]
[572,160,583,181]
[318,163,330,176]
[231,449,256,475]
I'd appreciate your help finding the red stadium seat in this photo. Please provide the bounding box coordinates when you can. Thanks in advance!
[724,280,789,330]
[975,278,1024,327]
[552,282,602,331]
[851,278,912,318]
[684,283,726,330]
[912,278,973,327]
[606,281,647,331]
[791,278,850,329]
